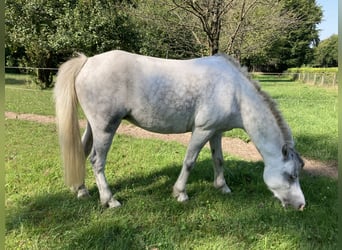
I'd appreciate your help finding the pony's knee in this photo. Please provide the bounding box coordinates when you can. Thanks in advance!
[184,159,196,172]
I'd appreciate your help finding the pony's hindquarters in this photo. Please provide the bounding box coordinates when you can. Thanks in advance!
[54,54,88,191]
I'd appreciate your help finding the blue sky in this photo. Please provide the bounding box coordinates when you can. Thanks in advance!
[316,0,338,40]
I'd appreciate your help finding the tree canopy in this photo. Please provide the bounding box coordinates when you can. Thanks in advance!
[313,34,338,67]
[6,0,140,87]
[259,0,323,71]
[5,0,324,87]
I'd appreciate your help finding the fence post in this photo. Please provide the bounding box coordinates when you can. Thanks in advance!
[321,73,324,86]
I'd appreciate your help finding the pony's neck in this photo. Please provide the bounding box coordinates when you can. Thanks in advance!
[239,88,288,164]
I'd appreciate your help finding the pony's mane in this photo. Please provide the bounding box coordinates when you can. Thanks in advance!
[216,53,294,147]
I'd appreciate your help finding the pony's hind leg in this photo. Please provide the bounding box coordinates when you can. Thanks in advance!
[89,120,122,208]
[209,133,231,194]
[82,122,93,158]
[76,122,94,199]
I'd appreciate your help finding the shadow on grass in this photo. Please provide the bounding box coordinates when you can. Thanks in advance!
[258,78,295,83]
[254,75,295,83]
[6,158,337,249]
[5,76,32,85]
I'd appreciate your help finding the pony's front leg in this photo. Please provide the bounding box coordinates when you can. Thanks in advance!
[173,129,214,202]
[209,134,231,194]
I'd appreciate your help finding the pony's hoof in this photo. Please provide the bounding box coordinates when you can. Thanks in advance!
[220,184,232,194]
[214,182,232,194]
[173,187,189,202]
[77,187,90,199]
[107,198,122,208]
[173,191,189,202]
[177,193,189,202]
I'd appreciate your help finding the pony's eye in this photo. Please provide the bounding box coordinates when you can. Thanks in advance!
[283,172,297,182]
[289,174,297,181]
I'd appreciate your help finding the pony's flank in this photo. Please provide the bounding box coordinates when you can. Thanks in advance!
[217,53,293,146]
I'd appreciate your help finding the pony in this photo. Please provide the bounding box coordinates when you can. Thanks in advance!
[54,50,305,210]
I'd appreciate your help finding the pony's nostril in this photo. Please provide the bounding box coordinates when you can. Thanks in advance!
[298,204,305,211]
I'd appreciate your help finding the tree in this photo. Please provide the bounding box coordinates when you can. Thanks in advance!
[220,0,299,63]
[313,34,338,67]
[5,0,140,88]
[167,0,319,71]
[53,0,141,57]
[6,0,68,88]
[171,0,234,55]
[132,0,206,58]
[259,0,322,71]
[6,0,323,82]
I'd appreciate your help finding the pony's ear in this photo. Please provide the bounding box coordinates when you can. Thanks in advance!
[282,144,290,160]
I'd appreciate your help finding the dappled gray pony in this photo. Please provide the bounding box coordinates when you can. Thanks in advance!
[54,50,305,210]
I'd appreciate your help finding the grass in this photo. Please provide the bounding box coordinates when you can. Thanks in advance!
[5,74,55,115]
[5,120,338,249]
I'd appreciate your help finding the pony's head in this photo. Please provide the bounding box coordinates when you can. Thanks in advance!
[263,144,305,210]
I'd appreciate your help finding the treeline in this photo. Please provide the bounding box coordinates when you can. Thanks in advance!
[5,0,335,88]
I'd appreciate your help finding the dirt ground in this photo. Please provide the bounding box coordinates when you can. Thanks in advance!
[5,111,338,179]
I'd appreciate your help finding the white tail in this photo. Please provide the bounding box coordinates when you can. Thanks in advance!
[54,54,88,191]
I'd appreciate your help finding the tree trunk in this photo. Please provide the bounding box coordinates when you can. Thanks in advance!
[209,37,220,55]
[208,0,222,55]
[172,0,227,56]
[36,68,53,89]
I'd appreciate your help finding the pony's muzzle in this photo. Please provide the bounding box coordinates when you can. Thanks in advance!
[280,197,305,211]
[298,203,305,211]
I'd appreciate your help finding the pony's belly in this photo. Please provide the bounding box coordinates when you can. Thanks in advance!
[125,115,192,134]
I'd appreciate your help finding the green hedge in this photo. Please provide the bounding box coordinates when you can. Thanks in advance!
[287,67,338,73]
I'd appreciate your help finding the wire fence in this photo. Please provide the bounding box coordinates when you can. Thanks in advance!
[5,66,59,72]
[291,72,338,87]
[250,71,338,87]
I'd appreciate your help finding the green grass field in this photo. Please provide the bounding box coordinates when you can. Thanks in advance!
[5,74,338,249]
